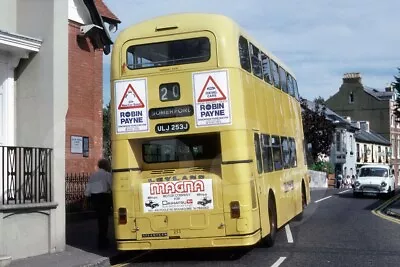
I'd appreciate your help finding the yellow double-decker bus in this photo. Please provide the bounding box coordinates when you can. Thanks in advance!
[110,12,310,251]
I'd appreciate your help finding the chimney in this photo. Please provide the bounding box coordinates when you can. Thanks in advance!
[343,72,362,84]
[359,121,370,132]
[351,121,361,129]
[385,83,393,92]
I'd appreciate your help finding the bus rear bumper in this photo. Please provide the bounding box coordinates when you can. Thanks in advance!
[116,230,262,251]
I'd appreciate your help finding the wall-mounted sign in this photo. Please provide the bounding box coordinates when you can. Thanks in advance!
[149,105,193,120]
[71,136,83,154]
[83,136,89,157]
[71,135,89,157]
[155,122,190,134]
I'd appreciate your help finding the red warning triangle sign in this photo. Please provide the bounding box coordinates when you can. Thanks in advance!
[197,76,227,102]
[118,84,145,110]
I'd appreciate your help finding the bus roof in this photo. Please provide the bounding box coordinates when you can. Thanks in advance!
[114,12,296,78]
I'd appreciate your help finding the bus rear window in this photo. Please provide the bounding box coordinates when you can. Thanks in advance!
[142,133,220,163]
[126,37,210,70]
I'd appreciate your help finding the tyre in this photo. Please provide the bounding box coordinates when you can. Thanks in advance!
[263,197,277,247]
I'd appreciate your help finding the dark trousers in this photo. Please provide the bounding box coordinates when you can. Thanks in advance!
[91,193,112,248]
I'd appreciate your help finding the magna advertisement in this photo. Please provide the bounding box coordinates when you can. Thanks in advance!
[142,179,214,213]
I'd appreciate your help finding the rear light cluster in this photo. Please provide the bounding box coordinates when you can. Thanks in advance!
[118,207,127,224]
[230,201,241,218]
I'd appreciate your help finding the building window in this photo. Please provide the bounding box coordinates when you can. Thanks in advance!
[391,115,395,128]
[392,135,395,159]
[356,143,360,160]
[349,92,354,103]
[349,135,353,154]
[371,145,374,162]
[378,146,382,162]
[336,132,341,152]
[397,136,400,159]
[364,144,368,161]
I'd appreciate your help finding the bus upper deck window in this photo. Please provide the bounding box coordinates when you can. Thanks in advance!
[126,37,211,70]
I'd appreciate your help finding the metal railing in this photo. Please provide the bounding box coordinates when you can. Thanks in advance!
[65,172,93,213]
[1,146,52,205]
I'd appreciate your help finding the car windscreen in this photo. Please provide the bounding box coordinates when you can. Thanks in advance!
[359,167,388,177]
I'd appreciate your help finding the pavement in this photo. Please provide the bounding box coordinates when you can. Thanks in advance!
[8,214,119,267]
[382,191,400,220]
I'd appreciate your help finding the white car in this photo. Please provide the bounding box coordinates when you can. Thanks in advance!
[353,164,395,198]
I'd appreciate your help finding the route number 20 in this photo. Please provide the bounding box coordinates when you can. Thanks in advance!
[159,83,180,102]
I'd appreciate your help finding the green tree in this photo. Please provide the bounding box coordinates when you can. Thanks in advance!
[300,97,335,163]
[392,68,400,122]
[103,100,112,161]
[313,96,325,106]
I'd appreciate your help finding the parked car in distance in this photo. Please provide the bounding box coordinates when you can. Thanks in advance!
[353,164,395,198]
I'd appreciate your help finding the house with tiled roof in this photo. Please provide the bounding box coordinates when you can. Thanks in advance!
[325,72,399,186]
[303,100,358,179]
[352,120,391,169]
[304,99,391,181]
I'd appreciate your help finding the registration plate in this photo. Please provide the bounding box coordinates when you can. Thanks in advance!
[155,121,190,134]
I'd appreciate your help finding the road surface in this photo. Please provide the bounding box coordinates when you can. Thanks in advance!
[111,188,400,267]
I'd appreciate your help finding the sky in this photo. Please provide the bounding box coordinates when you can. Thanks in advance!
[102,0,400,107]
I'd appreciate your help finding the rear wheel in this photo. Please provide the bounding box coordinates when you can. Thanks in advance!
[263,197,277,247]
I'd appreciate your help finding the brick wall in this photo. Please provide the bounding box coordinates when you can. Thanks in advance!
[66,20,103,173]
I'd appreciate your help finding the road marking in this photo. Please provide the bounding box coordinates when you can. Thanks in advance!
[375,193,400,211]
[314,195,332,203]
[284,224,293,243]
[271,257,287,267]
[338,189,351,194]
[372,209,400,225]
[371,192,400,225]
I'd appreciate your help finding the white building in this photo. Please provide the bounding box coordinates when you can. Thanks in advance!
[353,120,391,170]
[0,0,116,264]
[0,0,68,263]
[328,115,358,179]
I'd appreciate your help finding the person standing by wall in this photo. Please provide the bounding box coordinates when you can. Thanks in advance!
[84,158,113,249]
